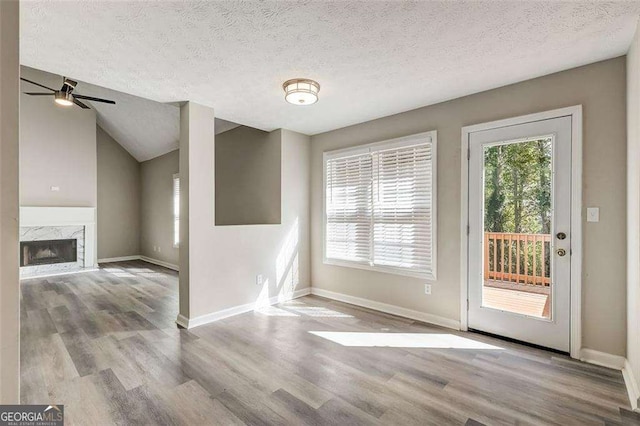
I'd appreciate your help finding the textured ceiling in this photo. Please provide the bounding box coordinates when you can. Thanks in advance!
[20,1,640,136]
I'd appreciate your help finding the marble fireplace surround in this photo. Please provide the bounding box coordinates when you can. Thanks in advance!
[20,207,97,277]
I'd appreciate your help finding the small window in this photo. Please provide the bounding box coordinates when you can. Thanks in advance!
[173,174,180,248]
[323,131,437,279]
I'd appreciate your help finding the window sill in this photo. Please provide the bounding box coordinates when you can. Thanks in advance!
[323,258,435,281]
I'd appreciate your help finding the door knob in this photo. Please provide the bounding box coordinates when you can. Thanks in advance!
[557,248,567,257]
[556,232,566,240]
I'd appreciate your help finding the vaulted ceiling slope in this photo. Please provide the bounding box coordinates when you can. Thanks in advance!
[21,66,238,162]
[21,1,640,136]
[75,77,180,162]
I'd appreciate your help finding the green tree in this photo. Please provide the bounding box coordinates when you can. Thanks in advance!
[484,145,505,232]
[484,138,551,235]
[535,140,552,234]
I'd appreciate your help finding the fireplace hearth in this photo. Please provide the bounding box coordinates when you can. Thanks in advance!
[20,239,77,267]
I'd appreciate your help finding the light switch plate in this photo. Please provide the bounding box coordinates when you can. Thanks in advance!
[50,186,60,192]
[586,207,599,223]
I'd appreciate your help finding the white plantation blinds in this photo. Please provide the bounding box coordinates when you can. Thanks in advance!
[373,143,433,273]
[173,174,180,247]
[324,132,437,279]
[326,153,373,263]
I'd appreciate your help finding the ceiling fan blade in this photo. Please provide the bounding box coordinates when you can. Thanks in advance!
[73,98,90,109]
[73,94,115,104]
[20,77,55,92]
[23,92,54,96]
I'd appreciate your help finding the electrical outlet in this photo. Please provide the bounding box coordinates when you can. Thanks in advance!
[158,246,161,253]
[50,186,60,192]
[424,284,432,295]
[256,274,264,286]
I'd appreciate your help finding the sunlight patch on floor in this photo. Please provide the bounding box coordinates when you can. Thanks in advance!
[255,306,300,317]
[288,306,353,318]
[127,268,155,273]
[103,268,135,278]
[309,332,504,349]
[138,272,165,278]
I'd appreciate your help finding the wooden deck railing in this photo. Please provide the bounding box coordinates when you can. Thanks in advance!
[484,232,551,286]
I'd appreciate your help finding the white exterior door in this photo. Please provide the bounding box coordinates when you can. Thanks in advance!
[467,116,572,352]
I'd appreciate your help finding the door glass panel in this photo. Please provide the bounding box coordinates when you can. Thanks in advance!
[482,137,552,319]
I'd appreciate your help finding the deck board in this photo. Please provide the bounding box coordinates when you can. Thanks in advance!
[483,286,549,318]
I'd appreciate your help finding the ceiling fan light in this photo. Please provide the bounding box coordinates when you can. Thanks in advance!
[54,91,73,106]
[283,78,320,105]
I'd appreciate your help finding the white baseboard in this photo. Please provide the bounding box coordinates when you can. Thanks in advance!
[579,348,626,370]
[97,255,179,271]
[139,256,179,271]
[98,255,141,263]
[176,287,311,329]
[176,314,190,329]
[623,359,640,411]
[310,287,460,330]
[579,349,639,410]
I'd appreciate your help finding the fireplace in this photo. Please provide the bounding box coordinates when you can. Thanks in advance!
[19,207,95,278]
[20,239,77,267]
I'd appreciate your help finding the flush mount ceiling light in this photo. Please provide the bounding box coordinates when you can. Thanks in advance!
[283,78,320,105]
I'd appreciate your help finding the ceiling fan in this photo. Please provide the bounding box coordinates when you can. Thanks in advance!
[20,76,116,109]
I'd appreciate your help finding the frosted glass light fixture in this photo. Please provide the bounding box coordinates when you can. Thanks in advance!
[54,91,73,106]
[283,78,320,105]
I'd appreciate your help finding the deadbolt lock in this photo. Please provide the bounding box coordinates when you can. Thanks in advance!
[556,232,567,240]
[557,248,567,257]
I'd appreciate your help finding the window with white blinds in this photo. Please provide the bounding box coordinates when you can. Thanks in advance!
[324,131,437,279]
[173,174,180,248]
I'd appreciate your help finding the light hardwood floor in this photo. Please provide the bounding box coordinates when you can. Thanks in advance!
[20,261,640,425]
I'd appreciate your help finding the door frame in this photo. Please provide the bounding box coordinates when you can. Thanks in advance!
[460,105,583,359]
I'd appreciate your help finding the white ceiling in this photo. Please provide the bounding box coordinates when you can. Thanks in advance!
[83,84,239,162]
[79,80,180,162]
[84,85,239,161]
[20,1,640,136]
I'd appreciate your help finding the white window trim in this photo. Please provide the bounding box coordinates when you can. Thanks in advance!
[322,130,437,281]
[173,173,180,248]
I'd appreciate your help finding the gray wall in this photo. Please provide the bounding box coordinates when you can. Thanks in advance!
[628,21,640,403]
[311,57,628,356]
[215,126,281,225]
[97,125,141,259]
[19,66,97,207]
[178,104,191,317]
[140,149,179,267]
[0,0,19,403]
